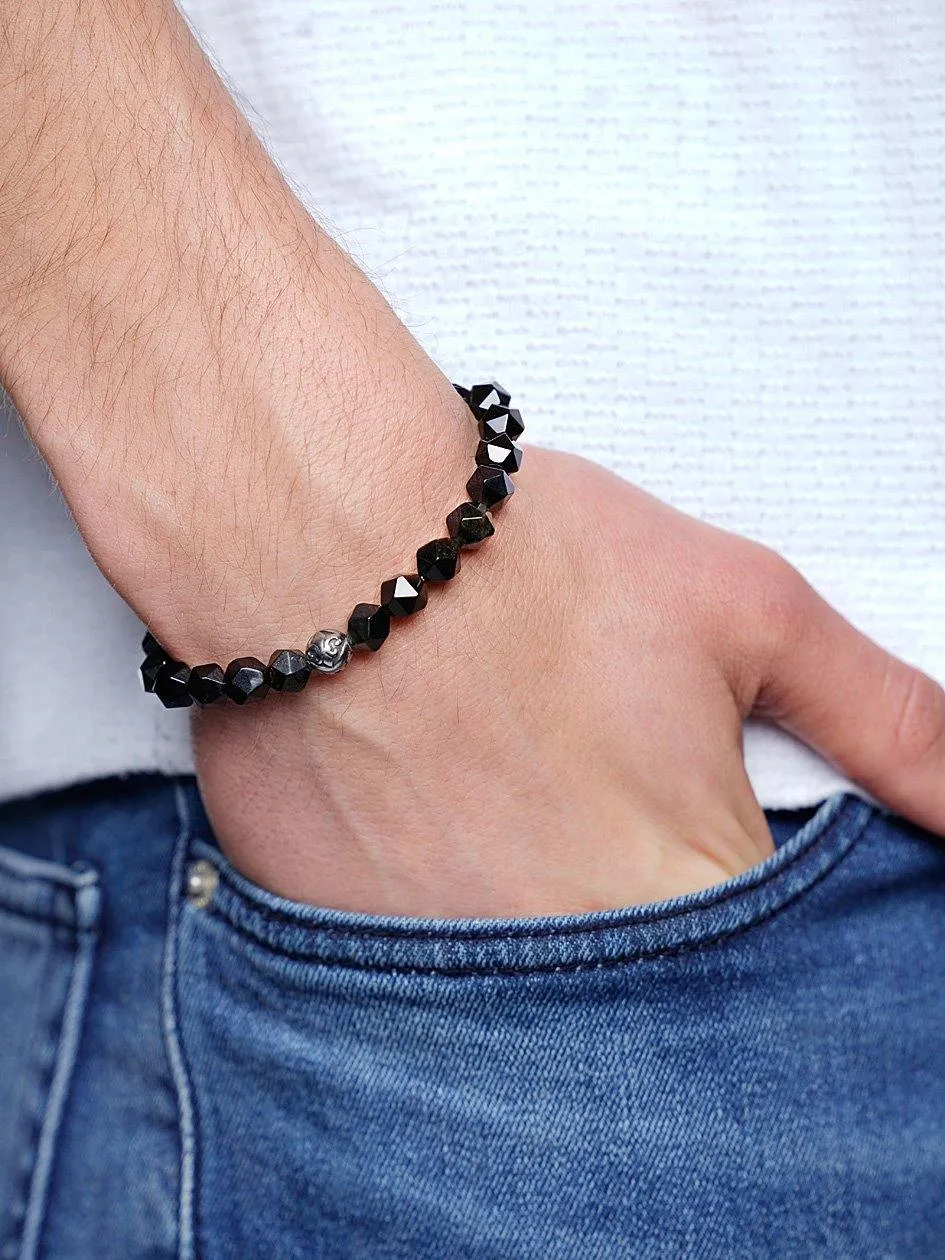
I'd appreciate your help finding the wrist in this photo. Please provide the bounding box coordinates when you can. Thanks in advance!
[190,441,558,917]
[155,358,480,666]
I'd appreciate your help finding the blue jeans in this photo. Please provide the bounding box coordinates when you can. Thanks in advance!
[1,774,944,1259]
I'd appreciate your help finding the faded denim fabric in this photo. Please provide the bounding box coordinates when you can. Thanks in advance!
[0,773,943,1258]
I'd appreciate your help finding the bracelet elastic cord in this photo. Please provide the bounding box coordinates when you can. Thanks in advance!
[139,382,524,708]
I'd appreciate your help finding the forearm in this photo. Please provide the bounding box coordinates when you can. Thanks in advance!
[0,0,284,371]
[0,0,469,661]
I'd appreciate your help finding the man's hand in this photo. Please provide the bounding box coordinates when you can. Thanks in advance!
[192,443,945,917]
[2,0,944,918]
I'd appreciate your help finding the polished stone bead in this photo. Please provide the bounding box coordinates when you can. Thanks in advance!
[479,405,525,442]
[446,501,495,549]
[348,602,391,651]
[153,661,194,708]
[475,434,523,474]
[466,465,515,510]
[452,382,471,403]
[141,631,167,660]
[224,657,270,704]
[380,573,428,617]
[467,381,511,416]
[188,663,226,706]
[141,652,167,693]
[306,630,352,675]
[268,649,311,692]
[416,537,462,583]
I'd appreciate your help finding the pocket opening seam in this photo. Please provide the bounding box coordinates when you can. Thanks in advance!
[197,795,869,947]
[200,802,871,978]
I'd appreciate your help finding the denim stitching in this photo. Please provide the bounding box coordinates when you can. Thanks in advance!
[201,795,866,947]
[0,910,85,932]
[202,800,871,978]
[0,846,100,893]
[19,886,100,1260]
[162,782,199,1260]
[2,964,63,1260]
[1,872,100,1260]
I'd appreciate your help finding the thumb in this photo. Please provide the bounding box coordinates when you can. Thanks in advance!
[745,556,945,836]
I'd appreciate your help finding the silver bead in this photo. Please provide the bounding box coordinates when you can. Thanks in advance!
[306,629,352,675]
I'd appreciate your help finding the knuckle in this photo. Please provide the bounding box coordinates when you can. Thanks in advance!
[743,545,813,659]
[706,541,813,707]
[887,669,945,773]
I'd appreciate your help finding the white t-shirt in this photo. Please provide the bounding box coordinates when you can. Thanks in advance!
[1,0,943,808]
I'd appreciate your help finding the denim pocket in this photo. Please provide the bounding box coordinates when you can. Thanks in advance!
[174,790,901,1259]
[0,846,100,1260]
[181,790,872,977]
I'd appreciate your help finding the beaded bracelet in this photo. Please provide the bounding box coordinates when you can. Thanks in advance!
[139,382,524,709]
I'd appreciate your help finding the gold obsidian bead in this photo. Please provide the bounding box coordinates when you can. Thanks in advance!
[347,603,391,651]
[188,664,226,706]
[478,405,525,442]
[153,662,194,709]
[141,630,168,660]
[140,653,167,694]
[467,381,511,416]
[416,538,462,583]
[475,434,523,475]
[268,650,311,693]
[224,657,270,704]
[466,465,515,511]
[446,502,495,549]
[380,574,428,617]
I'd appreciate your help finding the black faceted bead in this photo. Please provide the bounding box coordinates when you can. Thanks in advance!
[452,382,472,403]
[348,602,391,651]
[479,405,525,442]
[142,630,167,660]
[467,381,511,416]
[188,663,226,706]
[224,657,270,705]
[268,649,311,693]
[466,465,515,510]
[380,574,428,617]
[475,434,523,474]
[416,538,462,583]
[141,652,166,693]
[153,661,194,708]
[446,501,495,549]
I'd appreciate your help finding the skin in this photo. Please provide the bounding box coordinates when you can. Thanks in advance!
[2,0,944,917]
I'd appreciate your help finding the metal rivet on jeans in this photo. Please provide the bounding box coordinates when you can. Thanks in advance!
[185,859,219,909]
